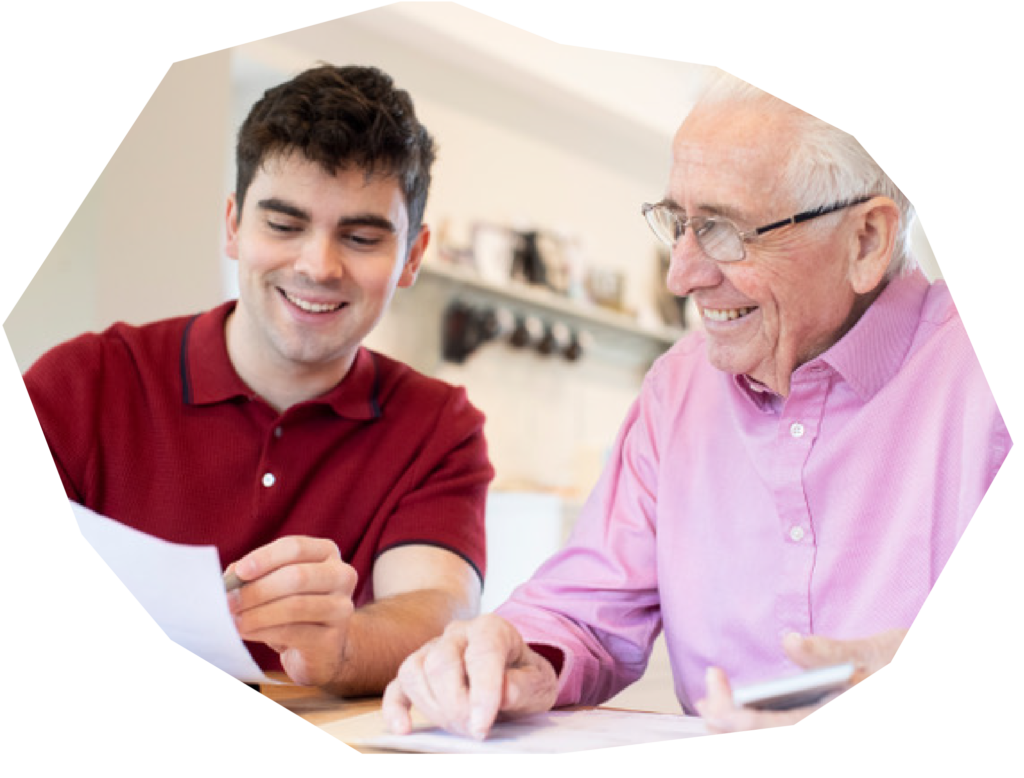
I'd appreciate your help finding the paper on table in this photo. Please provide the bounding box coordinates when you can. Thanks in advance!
[334,708,708,754]
[71,501,279,684]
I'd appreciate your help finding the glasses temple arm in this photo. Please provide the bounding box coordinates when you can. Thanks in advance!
[753,196,873,236]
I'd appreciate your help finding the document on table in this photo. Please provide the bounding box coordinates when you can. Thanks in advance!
[71,501,278,684]
[332,708,708,754]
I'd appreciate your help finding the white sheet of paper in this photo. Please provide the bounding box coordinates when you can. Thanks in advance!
[71,501,278,684]
[334,708,708,754]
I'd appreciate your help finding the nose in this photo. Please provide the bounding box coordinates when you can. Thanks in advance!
[294,234,344,284]
[665,231,722,298]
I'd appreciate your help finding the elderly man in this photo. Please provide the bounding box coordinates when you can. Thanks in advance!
[381,74,1010,736]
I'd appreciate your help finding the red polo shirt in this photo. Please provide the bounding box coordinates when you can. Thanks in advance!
[24,301,493,672]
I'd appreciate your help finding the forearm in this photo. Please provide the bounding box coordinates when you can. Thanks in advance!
[321,588,477,697]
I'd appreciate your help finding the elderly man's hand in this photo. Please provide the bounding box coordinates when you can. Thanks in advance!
[695,628,908,733]
[382,614,559,740]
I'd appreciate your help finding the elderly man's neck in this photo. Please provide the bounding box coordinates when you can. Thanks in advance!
[749,282,884,397]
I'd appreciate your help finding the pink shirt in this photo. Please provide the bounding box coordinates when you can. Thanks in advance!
[496,269,1010,713]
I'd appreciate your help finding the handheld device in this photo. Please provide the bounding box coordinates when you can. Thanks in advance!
[731,662,855,711]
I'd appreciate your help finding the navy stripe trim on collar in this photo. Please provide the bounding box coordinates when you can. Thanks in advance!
[179,314,200,405]
[369,351,382,419]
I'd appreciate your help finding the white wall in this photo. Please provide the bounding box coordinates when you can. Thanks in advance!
[1,6,951,649]
[5,51,231,371]
[3,4,941,515]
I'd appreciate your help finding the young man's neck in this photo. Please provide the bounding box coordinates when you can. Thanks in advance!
[223,309,356,414]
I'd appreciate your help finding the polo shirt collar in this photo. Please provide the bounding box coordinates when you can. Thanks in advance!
[182,301,381,420]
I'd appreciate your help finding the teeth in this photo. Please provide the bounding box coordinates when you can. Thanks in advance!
[283,291,343,314]
[702,306,755,322]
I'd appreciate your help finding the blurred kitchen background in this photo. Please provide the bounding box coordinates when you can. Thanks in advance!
[3,3,940,712]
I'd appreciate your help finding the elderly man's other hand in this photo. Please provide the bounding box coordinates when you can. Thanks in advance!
[381,614,559,740]
[695,628,908,733]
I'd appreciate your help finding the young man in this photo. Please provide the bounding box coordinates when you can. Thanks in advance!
[24,65,494,696]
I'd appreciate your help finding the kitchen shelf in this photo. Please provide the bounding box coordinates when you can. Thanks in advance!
[419,261,685,353]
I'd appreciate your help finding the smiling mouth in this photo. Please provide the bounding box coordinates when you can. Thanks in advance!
[280,289,346,314]
[701,305,757,323]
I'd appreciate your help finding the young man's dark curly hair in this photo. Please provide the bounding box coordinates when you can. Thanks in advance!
[234,64,436,247]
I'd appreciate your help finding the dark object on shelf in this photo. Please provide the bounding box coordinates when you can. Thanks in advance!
[442,301,481,363]
[442,302,514,363]
[511,231,549,288]
[510,314,544,349]
[442,295,593,364]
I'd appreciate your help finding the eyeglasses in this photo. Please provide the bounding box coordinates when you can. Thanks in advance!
[640,196,871,262]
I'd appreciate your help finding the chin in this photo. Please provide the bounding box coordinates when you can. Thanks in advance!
[704,347,744,377]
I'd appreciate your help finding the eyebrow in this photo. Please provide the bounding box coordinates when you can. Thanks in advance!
[701,202,747,223]
[258,198,309,221]
[257,198,396,232]
[660,196,748,224]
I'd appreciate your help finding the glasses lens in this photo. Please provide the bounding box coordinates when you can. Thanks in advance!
[643,206,747,261]
[695,218,744,262]
[644,204,681,248]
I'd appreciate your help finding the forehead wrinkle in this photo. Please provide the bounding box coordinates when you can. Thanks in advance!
[671,137,797,225]
[676,138,765,164]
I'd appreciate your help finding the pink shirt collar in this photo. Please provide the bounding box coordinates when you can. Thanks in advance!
[733,269,931,407]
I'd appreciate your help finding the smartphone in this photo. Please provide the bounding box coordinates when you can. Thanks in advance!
[731,662,855,711]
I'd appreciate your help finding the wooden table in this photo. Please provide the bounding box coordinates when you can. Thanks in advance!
[259,676,397,753]
[259,676,699,754]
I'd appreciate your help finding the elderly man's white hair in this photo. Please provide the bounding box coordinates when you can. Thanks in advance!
[695,71,917,279]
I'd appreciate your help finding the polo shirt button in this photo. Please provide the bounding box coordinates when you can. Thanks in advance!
[789,525,805,542]
[274,426,283,438]
[790,422,805,438]
[262,472,276,488]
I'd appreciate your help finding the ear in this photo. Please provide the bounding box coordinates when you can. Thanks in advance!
[398,224,430,288]
[224,194,241,261]
[847,197,900,294]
